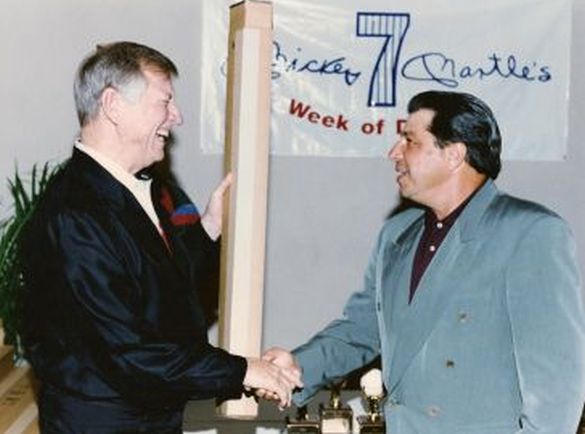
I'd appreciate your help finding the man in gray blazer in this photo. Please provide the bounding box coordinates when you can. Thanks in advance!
[265,91,585,433]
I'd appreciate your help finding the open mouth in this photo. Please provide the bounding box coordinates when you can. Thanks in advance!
[395,165,408,178]
[155,130,169,143]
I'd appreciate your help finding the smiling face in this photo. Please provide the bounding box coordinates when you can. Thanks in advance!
[388,109,453,207]
[116,68,183,173]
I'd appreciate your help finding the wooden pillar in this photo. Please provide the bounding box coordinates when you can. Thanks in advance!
[217,0,273,418]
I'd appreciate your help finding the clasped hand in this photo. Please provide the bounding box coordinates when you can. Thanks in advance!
[243,347,302,409]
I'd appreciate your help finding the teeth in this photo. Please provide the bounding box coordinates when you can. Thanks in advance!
[395,166,407,175]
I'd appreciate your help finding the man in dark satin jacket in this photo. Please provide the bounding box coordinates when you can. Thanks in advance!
[20,41,301,434]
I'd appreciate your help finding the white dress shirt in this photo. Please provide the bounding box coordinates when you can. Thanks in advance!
[74,140,162,234]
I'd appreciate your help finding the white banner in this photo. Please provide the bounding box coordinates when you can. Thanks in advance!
[200,0,572,160]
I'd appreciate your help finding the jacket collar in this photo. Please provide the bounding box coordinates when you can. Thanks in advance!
[454,179,498,243]
[68,149,174,259]
[392,179,498,247]
[69,148,134,211]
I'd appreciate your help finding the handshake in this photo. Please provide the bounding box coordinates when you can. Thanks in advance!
[243,347,302,408]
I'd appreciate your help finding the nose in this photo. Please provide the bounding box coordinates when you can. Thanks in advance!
[169,102,183,126]
[387,137,404,161]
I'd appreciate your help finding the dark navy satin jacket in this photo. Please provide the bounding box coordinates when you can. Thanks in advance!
[20,149,246,417]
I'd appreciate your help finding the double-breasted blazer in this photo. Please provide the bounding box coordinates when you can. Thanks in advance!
[21,149,246,415]
[293,180,585,433]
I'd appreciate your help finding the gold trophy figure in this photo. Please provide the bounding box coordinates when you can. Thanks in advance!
[319,381,353,434]
[357,368,386,433]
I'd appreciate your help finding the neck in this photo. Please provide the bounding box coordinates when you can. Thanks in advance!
[80,124,136,174]
[429,173,487,220]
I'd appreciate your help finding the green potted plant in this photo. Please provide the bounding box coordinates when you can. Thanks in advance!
[0,162,61,363]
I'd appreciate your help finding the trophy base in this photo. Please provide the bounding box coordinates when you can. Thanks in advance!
[320,408,353,434]
[285,416,320,434]
[286,423,320,434]
[357,415,386,434]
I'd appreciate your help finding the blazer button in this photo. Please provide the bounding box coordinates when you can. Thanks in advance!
[427,405,441,417]
[458,311,469,323]
[445,359,455,368]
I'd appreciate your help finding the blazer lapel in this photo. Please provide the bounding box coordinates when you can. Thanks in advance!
[382,217,423,329]
[71,149,175,265]
[388,225,469,389]
[151,181,194,278]
[377,211,425,383]
[119,199,172,265]
[386,181,499,389]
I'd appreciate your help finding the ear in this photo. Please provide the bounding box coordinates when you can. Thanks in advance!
[100,87,122,125]
[445,142,467,171]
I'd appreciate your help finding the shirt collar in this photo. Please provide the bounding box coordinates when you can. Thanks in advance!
[424,184,482,229]
[74,140,152,196]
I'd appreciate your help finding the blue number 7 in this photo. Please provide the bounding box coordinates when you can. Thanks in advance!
[356,12,411,107]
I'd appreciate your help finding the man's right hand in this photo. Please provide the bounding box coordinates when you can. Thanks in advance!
[244,357,303,408]
[262,347,300,373]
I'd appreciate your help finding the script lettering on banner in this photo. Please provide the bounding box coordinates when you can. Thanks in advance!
[201,0,571,160]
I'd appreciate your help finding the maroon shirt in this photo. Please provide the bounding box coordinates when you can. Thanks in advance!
[409,192,477,303]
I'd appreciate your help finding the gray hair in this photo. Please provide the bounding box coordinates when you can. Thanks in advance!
[73,41,178,126]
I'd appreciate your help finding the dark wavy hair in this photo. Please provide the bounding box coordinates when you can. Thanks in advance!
[408,91,502,179]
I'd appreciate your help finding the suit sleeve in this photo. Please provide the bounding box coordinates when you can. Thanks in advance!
[49,211,246,404]
[506,216,585,433]
[292,230,384,406]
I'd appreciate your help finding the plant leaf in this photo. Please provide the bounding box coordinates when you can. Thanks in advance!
[0,161,62,358]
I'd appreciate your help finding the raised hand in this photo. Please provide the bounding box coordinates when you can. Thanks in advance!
[201,172,233,240]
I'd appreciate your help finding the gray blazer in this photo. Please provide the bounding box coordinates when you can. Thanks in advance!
[293,180,585,433]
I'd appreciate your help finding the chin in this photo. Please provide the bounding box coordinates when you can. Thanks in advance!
[400,190,421,204]
[149,151,166,164]
[397,185,411,197]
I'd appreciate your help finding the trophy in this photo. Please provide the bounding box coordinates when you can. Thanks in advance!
[285,405,320,434]
[319,381,353,434]
[357,368,386,433]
